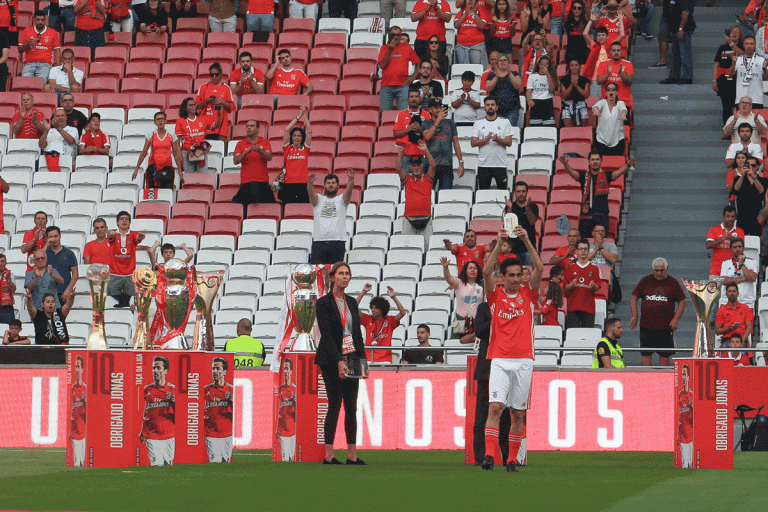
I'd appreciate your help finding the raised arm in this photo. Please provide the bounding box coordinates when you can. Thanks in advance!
[441,256,457,287]
[558,155,581,181]
[484,228,508,296]
[386,286,407,321]
[356,282,372,304]
[307,174,319,206]
[342,167,355,205]
[516,225,543,290]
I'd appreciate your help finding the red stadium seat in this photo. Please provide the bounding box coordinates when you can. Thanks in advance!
[135,202,169,228]
[213,188,238,203]
[310,140,337,158]
[311,95,346,111]
[278,32,313,50]
[94,46,128,65]
[309,110,343,129]
[559,127,594,145]
[308,156,332,174]
[130,94,167,109]
[17,1,34,15]
[241,31,276,51]
[208,203,244,222]
[86,77,120,94]
[167,93,192,111]
[276,47,309,68]
[89,61,125,80]
[310,46,345,66]
[307,62,342,82]
[238,46,273,70]
[0,92,19,108]
[218,174,241,190]
[170,32,204,49]
[552,173,581,191]
[468,219,499,237]
[166,47,201,66]
[344,110,379,130]
[121,78,156,94]
[0,106,16,124]
[342,62,375,80]
[513,174,549,192]
[197,62,232,80]
[236,109,271,126]
[202,47,236,64]
[36,93,58,112]
[340,125,373,144]
[176,18,208,34]
[369,156,397,173]
[337,141,372,158]
[283,203,313,219]
[346,48,378,65]
[193,78,212,92]
[380,110,399,126]
[313,32,347,51]
[129,46,164,65]
[545,203,580,222]
[71,93,94,111]
[311,123,339,143]
[167,218,204,238]
[271,110,300,130]
[557,142,591,158]
[276,95,310,111]
[334,156,368,175]
[542,235,567,252]
[268,156,284,172]
[135,32,168,49]
[177,188,213,204]
[373,140,398,157]
[182,173,217,191]
[107,32,133,50]
[125,61,161,80]
[161,62,194,81]
[246,203,282,221]
[95,93,130,111]
[157,77,192,94]
[267,125,284,146]
[172,202,208,221]
[339,79,373,99]
[376,125,395,142]
[548,189,581,205]
[204,218,241,237]
[206,32,240,51]
[11,76,44,94]
[555,156,588,175]
[309,79,338,95]
[282,18,315,34]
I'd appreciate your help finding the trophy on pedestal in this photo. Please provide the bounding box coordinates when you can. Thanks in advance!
[159,258,195,349]
[86,263,110,350]
[289,264,319,351]
[682,278,724,358]
[132,268,157,350]
[192,271,224,351]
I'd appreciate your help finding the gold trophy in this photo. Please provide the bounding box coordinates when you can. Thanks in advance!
[682,278,724,358]
[86,263,110,349]
[289,264,319,351]
[192,271,224,351]
[132,268,157,350]
[162,258,195,349]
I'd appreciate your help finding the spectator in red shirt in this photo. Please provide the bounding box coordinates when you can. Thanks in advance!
[715,283,754,346]
[83,217,110,265]
[279,106,311,204]
[378,26,420,111]
[133,111,185,189]
[393,89,431,170]
[453,0,488,66]
[176,97,221,174]
[12,93,45,140]
[232,119,274,215]
[196,62,235,143]
[229,52,265,108]
[538,280,564,326]
[563,238,602,328]
[411,0,452,61]
[73,0,107,60]
[21,212,48,272]
[266,49,313,96]
[355,284,407,363]
[706,205,744,279]
[444,230,487,274]
[590,1,634,55]
[396,143,436,245]
[595,41,635,105]
[107,211,146,308]
[550,228,581,268]
[78,113,111,164]
[19,10,61,78]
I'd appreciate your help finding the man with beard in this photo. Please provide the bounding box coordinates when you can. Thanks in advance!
[308,169,355,265]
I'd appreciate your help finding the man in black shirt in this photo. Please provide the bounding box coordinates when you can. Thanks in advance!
[401,324,444,364]
[409,60,444,109]
[61,92,88,138]
[504,181,539,268]
[660,0,695,84]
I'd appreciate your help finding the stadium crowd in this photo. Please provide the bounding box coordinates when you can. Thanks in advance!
[0,0,761,372]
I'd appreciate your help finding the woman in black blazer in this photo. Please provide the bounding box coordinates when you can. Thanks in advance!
[315,262,367,465]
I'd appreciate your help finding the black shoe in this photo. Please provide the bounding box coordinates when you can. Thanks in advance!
[322,458,342,465]
[638,31,652,40]
[473,460,483,466]
[649,62,668,68]
[507,461,519,472]
[346,458,366,465]
[659,78,680,84]
[680,79,693,84]
[481,455,494,471]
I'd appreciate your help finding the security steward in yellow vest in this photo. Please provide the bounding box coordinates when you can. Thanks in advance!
[592,318,625,369]
[225,318,265,368]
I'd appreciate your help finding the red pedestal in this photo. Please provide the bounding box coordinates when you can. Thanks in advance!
[673,359,733,469]
[65,350,235,468]
[272,352,327,462]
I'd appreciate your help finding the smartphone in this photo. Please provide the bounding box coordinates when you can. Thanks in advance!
[215,105,223,111]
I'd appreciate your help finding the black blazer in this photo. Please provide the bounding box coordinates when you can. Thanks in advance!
[314,292,365,367]
[473,302,492,382]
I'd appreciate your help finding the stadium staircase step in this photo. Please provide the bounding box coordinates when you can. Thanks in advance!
[614,0,743,365]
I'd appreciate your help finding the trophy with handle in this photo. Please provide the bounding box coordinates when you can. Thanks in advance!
[160,258,195,349]
[192,271,224,351]
[682,278,724,358]
[86,263,110,349]
[289,264,319,351]
[132,267,157,350]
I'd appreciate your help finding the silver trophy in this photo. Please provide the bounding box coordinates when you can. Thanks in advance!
[682,278,724,358]
[162,258,194,349]
[289,264,319,351]
[86,263,110,350]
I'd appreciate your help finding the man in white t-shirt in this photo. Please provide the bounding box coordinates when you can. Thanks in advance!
[728,36,768,109]
[39,108,78,172]
[308,169,355,265]
[719,236,758,310]
[724,97,767,143]
[449,70,482,126]
[725,123,763,167]
[44,49,84,97]
[471,97,513,190]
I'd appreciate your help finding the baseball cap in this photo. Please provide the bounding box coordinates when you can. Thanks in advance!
[428,98,444,108]
[410,156,422,165]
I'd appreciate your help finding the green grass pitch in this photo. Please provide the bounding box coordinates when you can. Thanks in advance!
[1,449,767,512]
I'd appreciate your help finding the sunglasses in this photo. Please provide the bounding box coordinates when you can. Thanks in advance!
[429,41,440,44]
[606,88,618,92]
[750,163,760,167]
[210,73,221,77]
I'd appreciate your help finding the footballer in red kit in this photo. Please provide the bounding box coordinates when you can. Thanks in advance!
[140,356,176,466]
[678,363,693,468]
[70,355,87,467]
[481,226,543,472]
[276,357,297,461]
[204,357,234,463]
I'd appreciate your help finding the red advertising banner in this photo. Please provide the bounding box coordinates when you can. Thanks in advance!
[271,352,327,462]
[13,364,763,453]
[673,359,734,469]
[62,350,234,468]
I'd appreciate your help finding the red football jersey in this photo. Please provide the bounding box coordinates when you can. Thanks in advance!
[564,261,602,315]
[360,313,400,363]
[23,227,47,271]
[195,82,234,137]
[83,239,111,265]
[268,68,310,95]
[176,115,217,151]
[678,389,693,444]
[455,243,486,273]
[109,231,140,276]
[276,383,296,437]
[539,298,560,326]
[70,383,87,440]
[283,144,310,184]
[487,286,537,360]
[141,382,176,440]
[230,66,265,96]
[553,245,577,268]
[204,382,234,438]
[707,224,745,275]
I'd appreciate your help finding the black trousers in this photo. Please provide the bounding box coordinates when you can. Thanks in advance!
[320,365,360,445]
[565,310,596,329]
[717,75,736,125]
[478,166,508,190]
[473,379,511,464]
